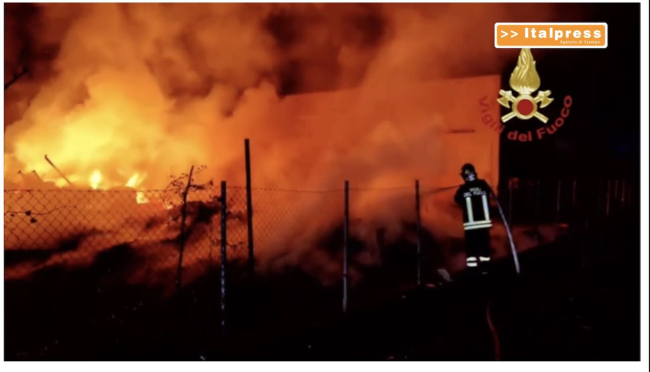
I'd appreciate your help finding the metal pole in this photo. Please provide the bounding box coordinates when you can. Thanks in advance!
[343,180,349,314]
[220,181,227,334]
[31,170,43,183]
[44,155,73,186]
[508,178,513,225]
[415,180,421,287]
[245,139,255,278]
[176,165,195,293]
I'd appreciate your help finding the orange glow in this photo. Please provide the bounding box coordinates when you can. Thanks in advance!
[126,173,141,188]
[136,191,149,204]
[89,170,102,190]
[4,3,561,283]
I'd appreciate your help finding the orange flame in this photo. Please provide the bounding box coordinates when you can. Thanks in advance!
[135,191,149,204]
[89,170,102,190]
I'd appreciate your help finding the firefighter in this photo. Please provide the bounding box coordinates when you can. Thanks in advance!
[454,163,493,274]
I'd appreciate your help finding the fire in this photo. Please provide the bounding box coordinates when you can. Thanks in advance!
[89,170,102,190]
[125,173,141,188]
[2,3,558,281]
[54,178,69,188]
[130,174,150,204]
[2,3,556,194]
[136,191,149,204]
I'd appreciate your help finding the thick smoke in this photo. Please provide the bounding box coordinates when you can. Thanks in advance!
[6,3,561,186]
[4,3,569,281]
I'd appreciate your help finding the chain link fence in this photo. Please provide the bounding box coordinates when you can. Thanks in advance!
[503,177,637,226]
[5,188,218,281]
[250,187,344,274]
[4,178,637,293]
[3,177,638,359]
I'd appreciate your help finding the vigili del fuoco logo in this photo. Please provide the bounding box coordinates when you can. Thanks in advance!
[479,48,573,142]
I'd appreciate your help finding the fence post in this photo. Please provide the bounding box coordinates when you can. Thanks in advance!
[220,181,227,334]
[508,178,514,225]
[343,180,349,314]
[415,180,422,288]
[175,165,194,294]
[245,139,255,279]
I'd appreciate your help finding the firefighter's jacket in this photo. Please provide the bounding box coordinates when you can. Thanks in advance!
[454,179,493,231]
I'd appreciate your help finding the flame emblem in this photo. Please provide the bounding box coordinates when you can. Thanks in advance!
[497,48,553,123]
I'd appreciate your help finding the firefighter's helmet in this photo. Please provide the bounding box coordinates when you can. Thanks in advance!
[460,163,477,182]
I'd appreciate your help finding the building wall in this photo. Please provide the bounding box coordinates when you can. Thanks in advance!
[273,74,502,189]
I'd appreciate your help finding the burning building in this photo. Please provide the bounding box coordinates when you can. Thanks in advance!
[4,72,500,284]
[4,3,558,283]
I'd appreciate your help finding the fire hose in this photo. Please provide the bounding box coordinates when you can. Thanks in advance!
[422,184,521,275]
[489,186,521,275]
[486,300,501,361]
[425,183,519,361]
[486,187,519,360]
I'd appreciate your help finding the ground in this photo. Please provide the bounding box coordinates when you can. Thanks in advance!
[4,213,640,361]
